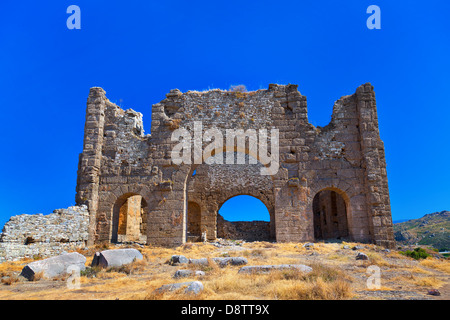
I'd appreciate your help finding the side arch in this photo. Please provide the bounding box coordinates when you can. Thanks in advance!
[307,181,371,243]
[95,184,154,244]
[312,188,349,241]
[110,192,148,243]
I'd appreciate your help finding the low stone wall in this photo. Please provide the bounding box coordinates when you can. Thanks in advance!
[217,214,271,242]
[0,205,89,262]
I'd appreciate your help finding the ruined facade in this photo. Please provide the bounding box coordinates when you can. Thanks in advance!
[75,83,395,248]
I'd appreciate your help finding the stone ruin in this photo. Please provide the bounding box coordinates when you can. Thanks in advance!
[0,206,89,262]
[0,83,395,261]
[74,82,395,248]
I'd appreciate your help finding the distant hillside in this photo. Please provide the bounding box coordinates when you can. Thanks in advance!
[393,210,449,251]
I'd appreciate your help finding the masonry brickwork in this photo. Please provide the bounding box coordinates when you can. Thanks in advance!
[74,83,395,248]
[0,206,89,262]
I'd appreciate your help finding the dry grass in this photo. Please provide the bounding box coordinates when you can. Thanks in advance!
[154,261,355,300]
[365,252,392,267]
[390,271,444,289]
[0,241,448,300]
[419,258,450,274]
[413,276,444,288]
[0,275,19,286]
[31,271,44,282]
[0,260,31,275]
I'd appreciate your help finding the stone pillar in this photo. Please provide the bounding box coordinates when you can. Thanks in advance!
[75,87,106,246]
[356,83,395,248]
[125,195,142,241]
[274,184,312,243]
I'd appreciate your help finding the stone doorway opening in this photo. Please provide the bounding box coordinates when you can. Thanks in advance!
[111,193,148,244]
[187,201,202,242]
[217,195,274,242]
[313,189,349,241]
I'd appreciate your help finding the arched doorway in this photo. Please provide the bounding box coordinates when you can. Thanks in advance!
[111,193,148,243]
[313,189,349,240]
[217,195,274,241]
[187,201,202,242]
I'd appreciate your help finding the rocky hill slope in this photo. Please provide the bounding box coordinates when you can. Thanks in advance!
[394,211,449,250]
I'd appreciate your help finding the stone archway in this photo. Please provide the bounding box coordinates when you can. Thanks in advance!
[185,150,276,242]
[111,193,148,244]
[217,194,274,242]
[187,201,202,242]
[312,188,349,241]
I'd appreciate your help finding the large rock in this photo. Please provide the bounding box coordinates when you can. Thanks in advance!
[20,252,86,280]
[91,248,143,268]
[169,255,188,265]
[238,264,313,274]
[188,258,209,266]
[154,281,204,295]
[188,257,248,267]
[355,252,369,260]
[212,257,248,267]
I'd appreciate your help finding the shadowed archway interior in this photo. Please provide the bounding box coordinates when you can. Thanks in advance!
[313,190,349,241]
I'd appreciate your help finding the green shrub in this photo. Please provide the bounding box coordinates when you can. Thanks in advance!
[400,247,431,260]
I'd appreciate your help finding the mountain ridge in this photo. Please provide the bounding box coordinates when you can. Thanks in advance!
[393,210,449,250]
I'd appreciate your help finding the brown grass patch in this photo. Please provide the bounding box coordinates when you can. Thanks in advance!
[413,276,444,288]
[31,271,45,281]
[419,258,450,274]
[0,275,19,286]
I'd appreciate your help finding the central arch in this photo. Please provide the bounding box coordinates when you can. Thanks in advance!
[217,194,275,241]
[185,149,277,242]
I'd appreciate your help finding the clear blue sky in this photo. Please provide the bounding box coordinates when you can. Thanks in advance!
[0,1,449,228]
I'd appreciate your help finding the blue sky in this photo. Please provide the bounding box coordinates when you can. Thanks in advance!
[0,1,449,227]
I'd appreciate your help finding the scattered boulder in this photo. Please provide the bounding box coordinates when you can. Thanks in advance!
[212,257,248,267]
[20,252,86,281]
[356,252,369,260]
[188,257,248,267]
[238,264,313,274]
[184,281,204,294]
[91,248,143,268]
[352,245,364,251]
[154,281,204,295]
[303,243,314,249]
[173,269,205,278]
[188,258,209,266]
[343,245,351,250]
[427,289,441,296]
[169,255,188,265]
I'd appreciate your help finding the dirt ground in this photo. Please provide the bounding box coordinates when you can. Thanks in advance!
[0,240,448,300]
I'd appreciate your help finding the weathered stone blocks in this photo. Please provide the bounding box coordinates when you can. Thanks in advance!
[91,248,143,268]
[20,252,86,281]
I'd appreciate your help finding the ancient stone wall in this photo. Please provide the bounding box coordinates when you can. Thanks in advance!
[217,214,271,242]
[75,83,395,248]
[0,206,89,262]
